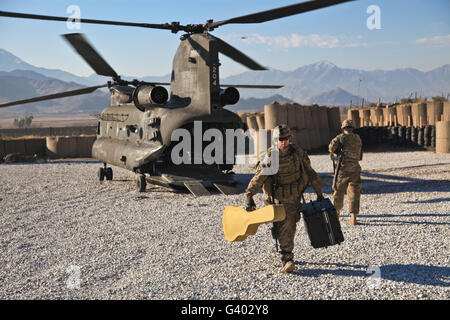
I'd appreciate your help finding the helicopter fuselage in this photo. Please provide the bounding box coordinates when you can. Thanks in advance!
[93,33,243,173]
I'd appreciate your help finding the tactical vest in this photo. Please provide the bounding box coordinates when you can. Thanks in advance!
[340,133,362,164]
[262,145,309,200]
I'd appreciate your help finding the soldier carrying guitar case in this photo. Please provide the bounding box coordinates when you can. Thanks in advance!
[301,197,344,249]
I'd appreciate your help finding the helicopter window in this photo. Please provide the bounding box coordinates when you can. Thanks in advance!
[139,128,143,139]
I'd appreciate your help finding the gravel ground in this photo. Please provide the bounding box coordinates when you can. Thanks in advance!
[0,150,449,300]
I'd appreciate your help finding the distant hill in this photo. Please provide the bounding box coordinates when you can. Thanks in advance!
[1,47,449,112]
[0,70,109,117]
[225,94,294,112]
[0,48,171,86]
[304,87,367,106]
[222,61,450,104]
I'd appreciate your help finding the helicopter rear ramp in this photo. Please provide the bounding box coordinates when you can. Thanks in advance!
[147,164,240,196]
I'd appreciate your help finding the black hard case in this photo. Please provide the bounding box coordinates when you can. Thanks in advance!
[302,198,344,248]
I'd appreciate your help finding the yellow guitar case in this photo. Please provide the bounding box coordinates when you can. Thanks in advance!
[222,204,286,242]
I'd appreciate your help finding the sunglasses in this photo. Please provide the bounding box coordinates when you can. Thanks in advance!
[279,137,290,141]
[343,126,353,130]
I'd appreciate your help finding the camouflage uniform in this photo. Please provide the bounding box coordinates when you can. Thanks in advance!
[328,121,363,217]
[245,129,323,265]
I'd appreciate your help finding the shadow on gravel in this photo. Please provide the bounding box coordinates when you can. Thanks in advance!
[403,197,450,204]
[357,212,450,226]
[358,173,450,195]
[293,262,367,278]
[202,169,450,196]
[380,264,450,287]
[2,160,102,165]
[295,262,450,287]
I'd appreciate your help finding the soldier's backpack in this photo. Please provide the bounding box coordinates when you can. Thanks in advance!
[301,197,344,248]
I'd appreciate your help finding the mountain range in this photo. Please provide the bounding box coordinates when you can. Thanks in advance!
[223,60,450,103]
[0,48,448,116]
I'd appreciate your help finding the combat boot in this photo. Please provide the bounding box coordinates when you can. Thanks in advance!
[281,260,295,273]
[350,213,357,225]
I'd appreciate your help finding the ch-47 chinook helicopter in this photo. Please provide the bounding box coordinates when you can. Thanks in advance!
[0,0,354,196]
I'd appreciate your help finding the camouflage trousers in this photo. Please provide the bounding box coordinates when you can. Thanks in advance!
[269,198,303,263]
[333,167,362,215]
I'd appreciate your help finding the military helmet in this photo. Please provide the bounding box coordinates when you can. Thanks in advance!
[341,119,354,129]
[274,124,291,139]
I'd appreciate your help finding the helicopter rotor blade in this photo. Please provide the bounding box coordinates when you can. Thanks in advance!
[212,35,266,71]
[209,0,355,28]
[0,11,175,30]
[62,33,119,80]
[0,84,108,108]
[221,84,283,89]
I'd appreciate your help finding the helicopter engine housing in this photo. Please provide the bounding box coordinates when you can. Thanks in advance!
[220,87,240,106]
[132,84,169,111]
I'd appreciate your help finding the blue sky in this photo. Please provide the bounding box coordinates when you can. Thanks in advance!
[0,0,449,79]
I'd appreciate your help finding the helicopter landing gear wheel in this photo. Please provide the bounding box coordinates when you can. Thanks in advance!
[136,174,146,192]
[98,167,106,181]
[105,167,113,180]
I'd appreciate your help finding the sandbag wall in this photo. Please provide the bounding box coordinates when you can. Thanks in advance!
[0,136,96,160]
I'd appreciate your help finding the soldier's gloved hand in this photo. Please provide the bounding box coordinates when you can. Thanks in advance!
[245,197,256,212]
[317,194,324,201]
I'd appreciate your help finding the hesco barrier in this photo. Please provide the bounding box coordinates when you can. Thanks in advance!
[412,103,427,127]
[279,103,289,127]
[0,126,97,139]
[255,114,265,130]
[45,136,96,158]
[246,115,258,131]
[426,101,444,125]
[0,138,47,159]
[397,104,412,126]
[264,102,281,130]
[354,125,437,149]
[347,109,360,128]
[436,121,450,153]
[443,101,450,122]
